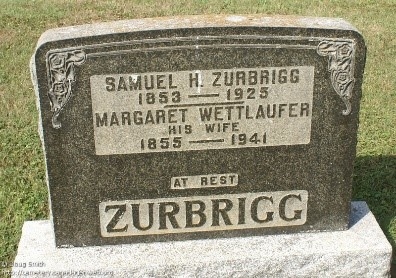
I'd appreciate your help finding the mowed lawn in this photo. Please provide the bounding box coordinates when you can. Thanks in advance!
[0,0,395,269]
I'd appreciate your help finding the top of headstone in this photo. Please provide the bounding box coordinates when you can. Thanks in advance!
[36,15,359,47]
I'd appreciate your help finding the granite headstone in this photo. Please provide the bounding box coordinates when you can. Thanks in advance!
[31,15,366,247]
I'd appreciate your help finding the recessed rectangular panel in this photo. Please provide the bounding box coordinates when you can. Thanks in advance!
[90,66,313,155]
[170,173,239,189]
[99,190,308,237]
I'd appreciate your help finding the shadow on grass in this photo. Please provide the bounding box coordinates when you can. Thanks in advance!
[353,155,396,276]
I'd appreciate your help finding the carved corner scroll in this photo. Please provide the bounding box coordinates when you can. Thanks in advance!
[317,40,356,115]
[47,50,86,128]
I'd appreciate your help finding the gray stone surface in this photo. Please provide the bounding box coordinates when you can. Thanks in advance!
[31,15,366,246]
[12,202,392,277]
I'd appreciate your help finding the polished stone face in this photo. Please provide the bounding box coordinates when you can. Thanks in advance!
[31,15,366,247]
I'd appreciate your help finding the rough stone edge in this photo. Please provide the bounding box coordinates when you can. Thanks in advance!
[12,202,392,278]
[35,15,359,49]
[29,55,54,229]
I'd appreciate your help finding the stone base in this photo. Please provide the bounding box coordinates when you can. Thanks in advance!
[12,202,392,277]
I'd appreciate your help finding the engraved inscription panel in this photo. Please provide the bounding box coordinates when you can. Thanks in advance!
[91,66,314,155]
[99,190,308,237]
[171,173,238,190]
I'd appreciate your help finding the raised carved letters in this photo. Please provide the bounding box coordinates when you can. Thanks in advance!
[99,191,308,237]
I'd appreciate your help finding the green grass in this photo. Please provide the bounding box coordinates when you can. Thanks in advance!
[0,0,395,270]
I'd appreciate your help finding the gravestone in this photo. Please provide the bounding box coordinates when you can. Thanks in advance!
[13,15,392,277]
[31,15,365,247]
